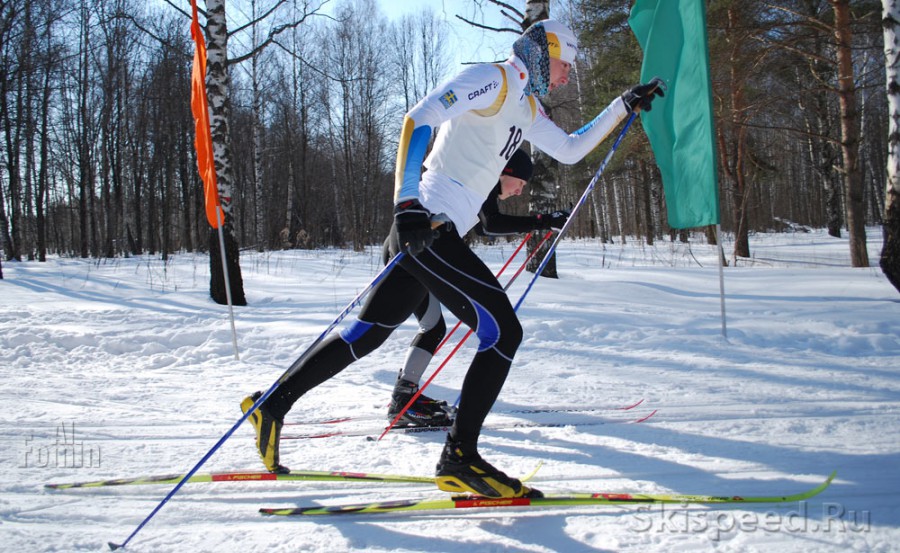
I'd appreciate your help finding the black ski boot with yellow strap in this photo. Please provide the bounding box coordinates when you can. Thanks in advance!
[240,391,288,474]
[435,436,541,498]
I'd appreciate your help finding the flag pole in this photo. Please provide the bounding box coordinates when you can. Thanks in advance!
[214,208,240,359]
[715,223,727,339]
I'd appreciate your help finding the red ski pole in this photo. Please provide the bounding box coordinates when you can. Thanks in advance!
[379,230,555,440]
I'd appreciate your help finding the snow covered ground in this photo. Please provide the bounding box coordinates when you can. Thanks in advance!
[1,228,898,552]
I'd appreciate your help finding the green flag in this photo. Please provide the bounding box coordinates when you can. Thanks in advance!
[629,0,719,229]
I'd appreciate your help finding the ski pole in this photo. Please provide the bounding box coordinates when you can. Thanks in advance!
[109,252,404,550]
[513,111,636,311]
[379,230,554,440]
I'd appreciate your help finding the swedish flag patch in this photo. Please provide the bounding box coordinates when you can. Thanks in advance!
[439,90,458,109]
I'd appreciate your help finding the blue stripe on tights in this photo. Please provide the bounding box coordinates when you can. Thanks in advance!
[340,320,373,343]
[473,302,499,352]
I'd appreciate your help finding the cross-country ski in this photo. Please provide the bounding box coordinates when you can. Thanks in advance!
[260,471,837,516]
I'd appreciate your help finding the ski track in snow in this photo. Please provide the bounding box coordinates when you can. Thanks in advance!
[1,229,898,552]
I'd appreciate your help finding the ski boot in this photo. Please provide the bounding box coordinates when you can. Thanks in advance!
[435,436,541,498]
[388,377,455,427]
[240,391,288,474]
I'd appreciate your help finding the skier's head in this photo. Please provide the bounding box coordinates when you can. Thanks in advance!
[513,19,578,97]
[499,149,533,199]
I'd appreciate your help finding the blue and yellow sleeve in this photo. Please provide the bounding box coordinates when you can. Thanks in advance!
[393,115,433,204]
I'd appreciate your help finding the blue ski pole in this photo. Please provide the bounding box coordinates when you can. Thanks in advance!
[513,112,636,311]
[109,252,404,550]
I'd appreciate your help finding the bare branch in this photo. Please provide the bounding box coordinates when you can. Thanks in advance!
[739,119,840,146]
[270,38,367,85]
[487,0,524,21]
[160,0,193,20]
[110,12,185,57]
[751,34,834,66]
[228,5,331,66]
[499,10,523,28]
[454,14,519,35]
[761,2,834,35]
[230,0,289,36]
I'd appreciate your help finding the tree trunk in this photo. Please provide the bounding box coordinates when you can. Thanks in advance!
[36,33,52,262]
[832,0,869,267]
[824,165,843,238]
[523,1,559,279]
[251,0,265,252]
[526,149,559,277]
[718,6,751,259]
[639,160,654,246]
[76,1,92,259]
[881,0,900,293]
[2,74,22,262]
[205,0,247,305]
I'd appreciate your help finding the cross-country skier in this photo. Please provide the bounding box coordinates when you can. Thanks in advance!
[242,19,663,499]
[385,148,571,428]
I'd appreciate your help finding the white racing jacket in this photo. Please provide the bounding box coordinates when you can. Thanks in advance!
[394,54,629,234]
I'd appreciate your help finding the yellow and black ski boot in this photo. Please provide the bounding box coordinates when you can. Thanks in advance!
[435,437,541,498]
[241,391,288,474]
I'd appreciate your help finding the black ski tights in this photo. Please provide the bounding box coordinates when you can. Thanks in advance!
[265,225,522,449]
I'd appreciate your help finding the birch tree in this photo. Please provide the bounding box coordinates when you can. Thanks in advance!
[250,0,266,252]
[175,0,324,305]
[882,0,900,292]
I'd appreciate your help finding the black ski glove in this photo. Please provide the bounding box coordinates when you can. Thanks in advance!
[536,210,570,231]
[622,77,666,113]
[394,199,433,256]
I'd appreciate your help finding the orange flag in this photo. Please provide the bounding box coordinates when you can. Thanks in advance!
[190,0,223,228]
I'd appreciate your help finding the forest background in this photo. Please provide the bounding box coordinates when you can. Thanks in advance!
[0,0,886,277]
